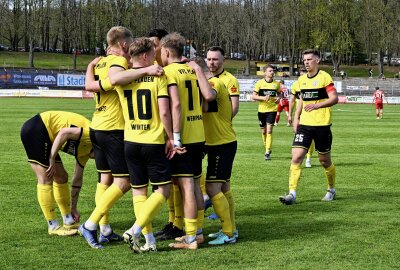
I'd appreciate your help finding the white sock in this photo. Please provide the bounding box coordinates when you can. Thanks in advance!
[186,235,196,243]
[289,190,297,198]
[84,220,98,231]
[48,220,59,230]
[100,224,112,236]
[132,224,142,237]
[62,213,75,225]
[203,194,210,202]
[144,233,156,245]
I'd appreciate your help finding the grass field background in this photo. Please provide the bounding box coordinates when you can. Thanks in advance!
[0,98,399,269]
[1,51,400,78]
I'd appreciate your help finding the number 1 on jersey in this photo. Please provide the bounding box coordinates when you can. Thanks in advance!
[185,80,202,111]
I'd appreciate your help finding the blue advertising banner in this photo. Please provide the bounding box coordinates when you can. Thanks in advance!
[0,70,85,89]
[0,70,58,87]
[32,73,57,86]
[57,74,85,87]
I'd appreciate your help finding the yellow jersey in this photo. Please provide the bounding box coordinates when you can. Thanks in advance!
[90,55,128,131]
[253,79,281,112]
[215,69,240,97]
[291,80,301,99]
[298,70,336,126]
[115,71,170,144]
[40,111,92,167]
[203,77,236,146]
[164,62,205,144]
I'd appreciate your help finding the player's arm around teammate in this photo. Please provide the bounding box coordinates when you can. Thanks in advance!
[85,58,164,92]
[187,60,217,102]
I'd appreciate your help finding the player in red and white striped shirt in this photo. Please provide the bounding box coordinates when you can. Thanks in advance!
[275,80,290,126]
[372,87,387,119]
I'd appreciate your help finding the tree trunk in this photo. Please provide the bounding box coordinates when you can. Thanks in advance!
[377,49,384,77]
[29,40,34,68]
[72,50,77,70]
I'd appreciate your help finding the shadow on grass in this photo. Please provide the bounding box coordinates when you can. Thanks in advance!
[333,161,374,167]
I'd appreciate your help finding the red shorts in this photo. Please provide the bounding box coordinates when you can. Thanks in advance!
[277,100,289,112]
[375,102,383,109]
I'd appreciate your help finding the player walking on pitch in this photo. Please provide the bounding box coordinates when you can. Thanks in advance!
[372,86,388,119]
[279,49,338,205]
[252,64,281,160]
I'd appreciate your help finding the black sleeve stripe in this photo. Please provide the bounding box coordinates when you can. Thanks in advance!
[99,80,105,91]
[167,83,177,87]
[158,95,170,99]
[110,64,126,70]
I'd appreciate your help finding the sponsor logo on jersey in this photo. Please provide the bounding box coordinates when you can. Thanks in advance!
[231,86,238,93]
[262,90,277,97]
[302,91,319,99]
[64,140,77,156]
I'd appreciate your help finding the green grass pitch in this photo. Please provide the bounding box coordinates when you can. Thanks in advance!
[0,98,399,269]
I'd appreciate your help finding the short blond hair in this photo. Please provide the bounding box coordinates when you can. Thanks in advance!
[160,32,185,58]
[129,37,154,58]
[191,57,209,73]
[262,64,274,72]
[106,26,133,46]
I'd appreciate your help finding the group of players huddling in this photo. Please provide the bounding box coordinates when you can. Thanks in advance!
[20,25,339,253]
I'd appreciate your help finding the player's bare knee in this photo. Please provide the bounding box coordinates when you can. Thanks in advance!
[114,177,131,193]
[156,184,171,198]
[53,171,68,184]
[206,183,220,198]
[318,155,332,168]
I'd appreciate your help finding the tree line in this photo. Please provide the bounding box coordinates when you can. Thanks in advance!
[0,0,399,74]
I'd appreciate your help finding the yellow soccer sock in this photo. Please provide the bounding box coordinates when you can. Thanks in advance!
[133,195,152,235]
[289,163,302,191]
[37,184,56,221]
[52,182,70,216]
[167,188,175,224]
[173,184,183,230]
[197,209,204,234]
[95,183,110,226]
[307,140,315,159]
[261,133,266,147]
[324,164,336,189]
[136,192,166,229]
[184,218,197,237]
[212,192,233,237]
[200,174,206,197]
[265,134,272,153]
[224,191,236,231]
[88,184,123,225]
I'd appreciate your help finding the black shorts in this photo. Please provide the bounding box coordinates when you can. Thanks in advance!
[258,112,277,127]
[292,125,333,154]
[90,129,129,177]
[171,142,204,179]
[124,142,171,188]
[205,141,237,183]
[20,114,62,167]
